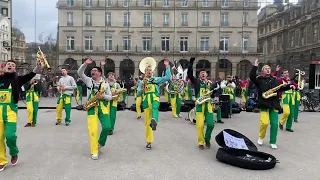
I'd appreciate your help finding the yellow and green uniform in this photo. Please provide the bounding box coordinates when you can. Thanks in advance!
[137,68,171,144]
[76,80,83,103]
[184,82,193,101]
[109,82,119,131]
[87,82,111,155]
[170,92,182,117]
[0,84,19,166]
[241,84,248,103]
[293,89,300,121]
[56,94,72,123]
[25,83,40,125]
[280,80,295,130]
[223,85,235,114]
[195,82,215,146]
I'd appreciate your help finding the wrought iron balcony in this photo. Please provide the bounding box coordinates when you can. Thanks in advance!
[59,45,257,54]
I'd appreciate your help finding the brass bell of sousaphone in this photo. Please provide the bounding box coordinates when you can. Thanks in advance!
[139,57,157,74]
[165,60,185,95]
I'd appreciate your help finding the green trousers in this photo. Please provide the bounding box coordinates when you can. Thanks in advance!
[196,102,214,144]
[76,85,82,101]
[215,107,222,121]
[229,98,234,114]
[294,92,300,121]
[56,94,72,123]
[259,108,278,144]
[122,92,127,102]
[170,94,181,116]
[109,105,117,130]
[142,95,160,123]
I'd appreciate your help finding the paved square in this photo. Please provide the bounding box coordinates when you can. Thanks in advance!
[2,97,320,180]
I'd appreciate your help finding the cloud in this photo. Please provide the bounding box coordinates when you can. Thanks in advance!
[12,0,58,42]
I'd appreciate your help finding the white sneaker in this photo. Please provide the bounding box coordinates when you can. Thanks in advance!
[0,164,7,172]
[270,144,277,149]
[257,138,264,146]
[178,114,182,118]
[91,154,98,160]
[174,115,178,118]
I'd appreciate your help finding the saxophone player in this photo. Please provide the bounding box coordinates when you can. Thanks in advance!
[249,59,294,149]
[55,68,77,126]
[220,75,236,116]
[137,58,171,150]
[187,57,217,150]
[78,58,113,160]
[24,78,41,127]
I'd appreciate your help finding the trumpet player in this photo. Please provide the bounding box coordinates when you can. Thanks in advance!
[0,60,42,172]
[187,57,217,150]
[106,72,121,135]
[78,58,113,160]
[137,59,171,150]
[249,59,294,149]
[55,68,77,126]
[24,78,41,127]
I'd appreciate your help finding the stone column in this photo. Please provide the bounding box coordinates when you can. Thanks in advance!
[232,62,238,76]
[211,66,216,79]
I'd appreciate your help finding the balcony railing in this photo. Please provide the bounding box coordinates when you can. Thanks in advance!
[56,0,260,9]
[59,46,257,54]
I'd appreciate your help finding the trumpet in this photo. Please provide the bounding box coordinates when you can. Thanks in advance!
[37,46,52,72]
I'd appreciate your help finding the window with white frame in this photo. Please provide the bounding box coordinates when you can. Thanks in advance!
[243,12,248,25]
[123,0,130,7]
[221,13,229,26]
[142,37,152,52]
[67,0,74,7]
[221,0,228,7]
[181,0,188,7]
[144,13,151,26]
[105,36,112,51]
[219,37,229,52]
[85,0,92,7]
[85,13,92,26]
[66,36,74,51]
[163,13,169,26]
[200,37,209,52]
[144,0,151,6]
[315,65,320,89]
[105,13,111,26]
[180,37,188,52]
[67,12,73,26]
[163,0,169,7]
[124,13,130,26]
[123,36,131,51]
[243,0,249,7]
[106,0,111,7]
[161,37,170,52]
[202,13,209,26]
[181,13,188,26]
[84,36,93,51]
[242,37,249,52]
[202,0,208,7]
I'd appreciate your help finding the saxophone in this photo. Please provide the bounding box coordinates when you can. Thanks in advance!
[262,84,286,99]
[83,90,105,111]
[296,69,305,90]
[195,90,213,105]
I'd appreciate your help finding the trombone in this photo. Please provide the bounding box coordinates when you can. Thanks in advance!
[37,46,52,72]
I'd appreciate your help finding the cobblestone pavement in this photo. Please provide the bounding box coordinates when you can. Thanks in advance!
[2,97,319,180]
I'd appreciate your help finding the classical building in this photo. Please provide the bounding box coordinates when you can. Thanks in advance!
[258,0,320,78]
[0,15,10,61]
[11,27,27,62]
[57,0,260,79]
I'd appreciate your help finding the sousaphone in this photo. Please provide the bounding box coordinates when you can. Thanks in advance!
[165,60,185,94]
[139,57,157,74]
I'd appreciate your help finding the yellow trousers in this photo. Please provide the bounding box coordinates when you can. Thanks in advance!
[195,103,214,145]
[136,96,142,117]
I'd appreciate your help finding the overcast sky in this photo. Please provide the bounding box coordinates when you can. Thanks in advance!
[12,0,298,43]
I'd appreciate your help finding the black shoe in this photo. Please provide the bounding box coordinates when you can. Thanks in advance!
[286,129,294,132]
[279,124,283,130]
[217,120,224,124]
[55,121,61,125]
[294,120,298,123]
[146,143,152,150]
[66,122,70,126]
[109,130,113,135]
[205,141,211,149]
[150,118,157,131]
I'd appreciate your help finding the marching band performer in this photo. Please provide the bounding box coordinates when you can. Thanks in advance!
[170,74,183,118]
[249,59,294,149]
[212,82,224,124]
[134,75,144,119]
[24,78,41,127]
[137,58,171,150]
[291,71,302,122]
[240,79,249,103]
[55,68,77,126]
[278,69,298,132]
[76,77,83,103]
[78,58,113,160]
[0,60,42,172]
[106,72,121,135]
[220,75,236,115]
[184,78,193,101]
[120,81,127,102]
[187,57,217,150]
